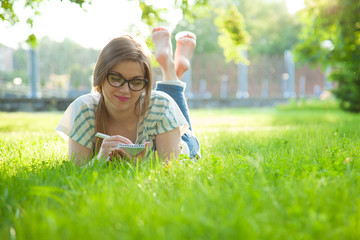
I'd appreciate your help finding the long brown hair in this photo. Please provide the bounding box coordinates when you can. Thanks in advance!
[93,35,152,153]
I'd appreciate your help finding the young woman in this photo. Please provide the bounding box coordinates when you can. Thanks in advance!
[56,27,200,166]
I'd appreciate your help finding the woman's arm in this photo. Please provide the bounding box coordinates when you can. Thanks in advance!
[155,127,181,162]
[68,137,93,166]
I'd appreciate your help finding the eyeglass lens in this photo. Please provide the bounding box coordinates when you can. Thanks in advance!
[107,74,147,91]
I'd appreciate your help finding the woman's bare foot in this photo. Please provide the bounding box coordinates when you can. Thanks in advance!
[152,27,177,81]
[174,31,196,80]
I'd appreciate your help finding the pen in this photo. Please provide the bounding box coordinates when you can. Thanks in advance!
[95,132,110,139]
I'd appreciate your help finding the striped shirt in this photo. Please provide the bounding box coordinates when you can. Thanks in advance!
[56,91,189,156]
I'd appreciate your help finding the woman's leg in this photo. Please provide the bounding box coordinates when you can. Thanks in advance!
[152,27,200,158]
[152,27,196,129]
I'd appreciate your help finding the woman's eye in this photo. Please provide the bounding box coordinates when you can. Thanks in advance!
[132,80,143,86]
[110,76,121,81]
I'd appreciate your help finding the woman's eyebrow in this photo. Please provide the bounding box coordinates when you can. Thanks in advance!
[130,75,146,79]
[110,72,144,79]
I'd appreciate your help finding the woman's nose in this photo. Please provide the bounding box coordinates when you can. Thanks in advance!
[118,82,131,92]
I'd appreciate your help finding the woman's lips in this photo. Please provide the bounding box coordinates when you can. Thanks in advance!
[115,96,130,102]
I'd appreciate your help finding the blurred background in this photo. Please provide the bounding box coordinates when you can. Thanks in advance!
[0,0,357,111]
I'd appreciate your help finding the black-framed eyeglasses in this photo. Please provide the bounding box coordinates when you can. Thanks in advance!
[106,73,148,91]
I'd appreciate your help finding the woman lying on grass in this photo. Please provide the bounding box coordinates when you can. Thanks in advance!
[56,27,200,167]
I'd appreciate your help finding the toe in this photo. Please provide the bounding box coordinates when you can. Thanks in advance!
[175,31,196,41]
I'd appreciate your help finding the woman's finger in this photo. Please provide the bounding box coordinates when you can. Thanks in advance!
[100,135,132,154]
[135,142,149,157]
[134,142,150,160]
[105,135,133,145]
[99,135,135,161]
[110,148,131,160]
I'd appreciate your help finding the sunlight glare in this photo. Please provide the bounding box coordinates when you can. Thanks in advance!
[286,0,305,14]
[0,0,304,49]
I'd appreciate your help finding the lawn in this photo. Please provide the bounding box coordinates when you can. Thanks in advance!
[0,102,359,240]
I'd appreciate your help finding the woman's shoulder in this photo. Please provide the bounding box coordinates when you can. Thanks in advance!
[70,92,100,110]
[149,90,172,105]
[141,90,189,136]
[56,92,98,148]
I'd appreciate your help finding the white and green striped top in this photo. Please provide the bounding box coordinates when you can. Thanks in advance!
[56,91,189,156]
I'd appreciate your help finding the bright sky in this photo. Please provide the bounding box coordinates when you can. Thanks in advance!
[0,0,304,50]
[286,0,305,14]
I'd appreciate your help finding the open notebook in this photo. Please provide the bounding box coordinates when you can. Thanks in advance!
[116,144,146,156]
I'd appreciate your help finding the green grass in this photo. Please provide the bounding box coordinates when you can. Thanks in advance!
[1,104,359,240]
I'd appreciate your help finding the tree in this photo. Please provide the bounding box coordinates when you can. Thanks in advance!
[295,0,360,112]
[214,4,250,63]
[13,48,29,84]
[37,37,98,88]
[0,0,207,47]
[69,63,92,89]
[174,0,300,59]
[174,11,223,55]
[0,0,250,62]
[0,47,29,84]
[237,0,300,57]
[177,2,250,64]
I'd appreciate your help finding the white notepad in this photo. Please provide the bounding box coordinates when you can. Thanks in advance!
[116,144,146,156]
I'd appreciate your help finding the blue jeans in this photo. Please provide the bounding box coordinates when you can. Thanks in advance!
[156,83,201,159]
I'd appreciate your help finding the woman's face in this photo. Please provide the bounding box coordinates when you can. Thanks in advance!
[102,61,146,116]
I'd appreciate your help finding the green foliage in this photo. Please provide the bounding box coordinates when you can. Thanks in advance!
[26,34,37,48]
[214,4,250,64]
[0,0,19,24]
[1,108,360,239]
[1,37,97,90]
[174,11,223,55]
[0,0,210,48]
[1,0,299,67]
[0,70,28,84]
[13,48,28,71]
[174,0,300,61]
[137,0,209,26]
[174,0,210,23]
[174,1,251,64]
[36,37,98,89]
[138,0,167,26]
[238,0,300,56]
[69,63,93,89]
[276,99,340,111]
[295,0,360,112]
[330,64,360,112]
[0,45,29,84]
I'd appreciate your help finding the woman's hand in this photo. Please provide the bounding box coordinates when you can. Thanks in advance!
[111,142,150,164]
[132,142,150,164]
[97,135,133,161]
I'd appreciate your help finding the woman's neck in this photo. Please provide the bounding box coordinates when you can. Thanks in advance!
[106,107,140,143]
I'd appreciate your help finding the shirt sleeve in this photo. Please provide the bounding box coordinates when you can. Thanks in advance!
[144,91,189,137]
[55,94,98,149]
